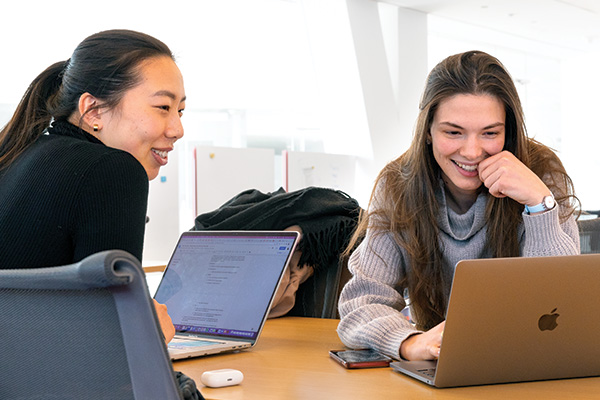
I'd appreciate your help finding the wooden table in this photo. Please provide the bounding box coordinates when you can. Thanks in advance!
[174,317,600,400]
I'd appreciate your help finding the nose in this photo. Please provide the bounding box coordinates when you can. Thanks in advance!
[167,113,184,141]
[460,134,484,160]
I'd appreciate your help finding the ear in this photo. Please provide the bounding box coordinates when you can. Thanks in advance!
[77,92,103,133]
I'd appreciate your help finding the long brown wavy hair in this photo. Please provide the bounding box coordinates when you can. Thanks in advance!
[345,51,578,331]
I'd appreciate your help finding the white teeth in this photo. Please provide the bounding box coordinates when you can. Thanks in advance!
[455,161,477,172]
[152,149,167,158]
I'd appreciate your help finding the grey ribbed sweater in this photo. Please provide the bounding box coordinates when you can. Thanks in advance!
[337,182,580,359]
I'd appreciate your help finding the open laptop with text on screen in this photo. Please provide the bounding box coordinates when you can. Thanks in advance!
[154,230,299,360]
[391,254,600,387]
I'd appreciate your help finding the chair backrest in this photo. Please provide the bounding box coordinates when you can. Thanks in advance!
[578,217,600,254]
[0,250,182,400]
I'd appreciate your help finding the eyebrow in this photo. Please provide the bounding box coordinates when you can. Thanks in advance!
[439,121,504,130]
[153,90,187,103]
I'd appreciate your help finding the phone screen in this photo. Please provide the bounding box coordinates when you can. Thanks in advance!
[329,349,392,369]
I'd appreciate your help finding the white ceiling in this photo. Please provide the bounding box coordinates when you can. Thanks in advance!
[380,0,600,52]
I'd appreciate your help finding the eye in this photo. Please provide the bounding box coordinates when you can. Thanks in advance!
[156,105,170,112]
[445,130,461,136]
[178,108,185,117]
[483,131,499,136]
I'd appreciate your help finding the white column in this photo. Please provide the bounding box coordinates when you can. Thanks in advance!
[345,0,428,204]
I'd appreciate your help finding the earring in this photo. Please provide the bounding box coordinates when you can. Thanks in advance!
[426,139,431,145]
[93,124,99,132]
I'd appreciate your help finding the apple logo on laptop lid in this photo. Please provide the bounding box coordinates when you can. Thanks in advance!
[538,308,559,331]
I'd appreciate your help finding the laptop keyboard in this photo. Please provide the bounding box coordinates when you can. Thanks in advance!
[417,368,436,378]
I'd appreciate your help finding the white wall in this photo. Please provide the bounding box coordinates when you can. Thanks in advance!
[561,52,600,211]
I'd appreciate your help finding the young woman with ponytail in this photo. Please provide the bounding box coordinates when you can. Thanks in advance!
[337,51,580,362]
[0,29,187,344]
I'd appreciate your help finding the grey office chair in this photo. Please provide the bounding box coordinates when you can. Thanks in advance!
[0,250,182,400]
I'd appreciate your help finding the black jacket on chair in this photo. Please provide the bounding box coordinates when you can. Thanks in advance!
[193,186,362,318]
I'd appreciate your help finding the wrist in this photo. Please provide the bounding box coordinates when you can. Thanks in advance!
[525,194,555,215]
[400,332,422,360]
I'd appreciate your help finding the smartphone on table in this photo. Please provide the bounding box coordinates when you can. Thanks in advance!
[329,349,392,369]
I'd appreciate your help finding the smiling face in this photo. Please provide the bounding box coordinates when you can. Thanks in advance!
[95,56,186,180]
[429,93,506,203]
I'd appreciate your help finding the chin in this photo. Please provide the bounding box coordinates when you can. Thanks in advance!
[460,183,483,194]
[453,177,483,193]
[146,169,159,181]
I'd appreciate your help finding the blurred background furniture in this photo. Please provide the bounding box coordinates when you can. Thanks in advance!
[578,212,600,254]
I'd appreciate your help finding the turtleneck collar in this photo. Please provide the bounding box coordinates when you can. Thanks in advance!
[435,178,488,241]
[46,119,104,146]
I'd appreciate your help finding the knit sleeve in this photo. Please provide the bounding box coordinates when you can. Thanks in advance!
[520,204,580,256]
[337,180,420,359]
[519,169,581,256]
[69,151,149,262]
[337,230,419,359]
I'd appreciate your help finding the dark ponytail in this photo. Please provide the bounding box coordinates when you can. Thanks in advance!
[0,60,66,169]
[0,29,174,170]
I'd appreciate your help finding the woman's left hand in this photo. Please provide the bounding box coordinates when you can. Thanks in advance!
[478,150,551,207]
[153,299,176,344]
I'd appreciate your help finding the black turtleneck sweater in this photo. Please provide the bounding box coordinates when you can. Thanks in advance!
[0,120,149,268]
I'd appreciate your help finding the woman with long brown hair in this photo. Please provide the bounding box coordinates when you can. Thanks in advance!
[337,50,579,361]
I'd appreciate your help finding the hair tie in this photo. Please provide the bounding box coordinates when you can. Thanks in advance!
[56,58,70,83]
[63,58,71,72]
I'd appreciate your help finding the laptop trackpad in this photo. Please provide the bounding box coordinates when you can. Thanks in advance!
[169,337,224,349]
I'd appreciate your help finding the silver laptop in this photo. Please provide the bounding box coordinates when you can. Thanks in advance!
[154,230,299,360]
[391,254,600,387]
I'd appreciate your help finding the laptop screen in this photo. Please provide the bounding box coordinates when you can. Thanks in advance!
[154,231,297,341]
